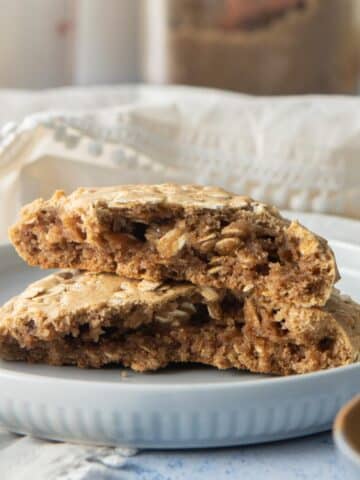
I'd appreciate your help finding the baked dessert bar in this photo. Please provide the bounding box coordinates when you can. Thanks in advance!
[9,184,338,307]
[0,271,358,375]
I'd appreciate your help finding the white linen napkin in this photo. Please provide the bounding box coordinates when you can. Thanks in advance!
[0,430,137,480]
[1,85,360,244]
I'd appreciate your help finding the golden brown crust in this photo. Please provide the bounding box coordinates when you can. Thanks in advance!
[16,184,279,213]
[9,184,338,307]
[0,271,224,347]
[0,271,358,375]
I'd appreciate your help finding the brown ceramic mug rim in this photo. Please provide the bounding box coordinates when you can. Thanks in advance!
[334,395,360,465]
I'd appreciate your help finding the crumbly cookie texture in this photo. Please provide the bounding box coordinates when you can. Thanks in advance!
[0,271,358,375]
[9,184,338,307]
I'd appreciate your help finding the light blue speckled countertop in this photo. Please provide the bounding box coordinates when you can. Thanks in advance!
[119,432,342,480]
[0,429,345,479]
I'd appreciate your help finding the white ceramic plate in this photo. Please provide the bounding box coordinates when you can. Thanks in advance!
[0,237,359,449]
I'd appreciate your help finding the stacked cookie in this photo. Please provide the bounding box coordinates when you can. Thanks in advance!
[1,184,359,375]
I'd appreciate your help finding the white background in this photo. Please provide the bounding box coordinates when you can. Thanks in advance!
[0,0,140,89]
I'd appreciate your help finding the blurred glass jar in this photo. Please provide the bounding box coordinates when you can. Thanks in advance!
[141,0,359,94]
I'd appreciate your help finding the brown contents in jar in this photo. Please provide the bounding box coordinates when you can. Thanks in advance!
[143,0,358,94]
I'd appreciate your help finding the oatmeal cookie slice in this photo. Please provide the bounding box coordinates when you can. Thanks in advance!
[0,271,357,375]
[9,184,338,307]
